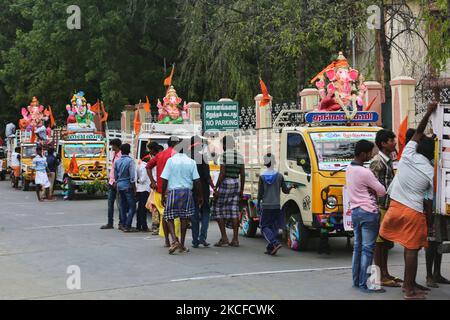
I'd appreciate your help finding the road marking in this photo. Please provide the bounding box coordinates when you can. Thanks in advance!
[45,212,65,215]
[170,266,352,282]
[24,223,102,230]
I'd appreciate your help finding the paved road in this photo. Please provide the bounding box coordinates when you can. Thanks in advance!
[0,180,449,300]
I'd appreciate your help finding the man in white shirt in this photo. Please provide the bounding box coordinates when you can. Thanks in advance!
[136,158,151,232]
[11,147,21,189]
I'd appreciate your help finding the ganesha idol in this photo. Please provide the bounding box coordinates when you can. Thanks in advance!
[311,52,368,120]
[66,91,97,131]
[157,86,190,124]
[19,96,51,141]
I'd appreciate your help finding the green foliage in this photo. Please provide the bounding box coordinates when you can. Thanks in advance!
[79,178,108,194]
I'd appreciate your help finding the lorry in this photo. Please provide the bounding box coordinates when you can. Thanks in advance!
[237,109,382,251]
[56,130,108,199]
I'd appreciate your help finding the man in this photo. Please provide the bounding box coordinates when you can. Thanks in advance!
[136,156,151,232]
[146,136,179,247]
[380,102,437,300]
[257,153,294,255]
[33,146,51,201]
[101,139,123,230]
[212,135,245,247]
[11,147,21,189]
[46,147,59,200]
[370,129,402,288]
[115,143,137,233]
[189,135,215,248]
[161,138,203,254]
[346,140,386,294]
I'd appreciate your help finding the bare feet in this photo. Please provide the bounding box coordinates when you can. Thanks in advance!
[426,277,439,288]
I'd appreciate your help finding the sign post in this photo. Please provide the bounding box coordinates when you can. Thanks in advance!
[203,102,240,132]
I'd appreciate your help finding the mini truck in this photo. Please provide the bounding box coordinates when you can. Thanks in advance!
[239,110,382,251]
[57,131,108,199]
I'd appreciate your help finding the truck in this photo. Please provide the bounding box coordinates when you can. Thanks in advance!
[56,130,108,199]
[237,110,382,251]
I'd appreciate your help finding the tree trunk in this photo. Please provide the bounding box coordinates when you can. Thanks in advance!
[379,0,393,128]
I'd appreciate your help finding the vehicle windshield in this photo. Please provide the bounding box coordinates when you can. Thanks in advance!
[309,131,377,171]
[64,143,106,158]
[22,145,37,158]
[138,139,169,160]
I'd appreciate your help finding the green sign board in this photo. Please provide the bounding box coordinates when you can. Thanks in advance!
[203,101,240,132]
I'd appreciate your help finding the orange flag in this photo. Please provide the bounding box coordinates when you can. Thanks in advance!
[259,79,271,107]
[68,154,79,175]
[90,100,100,114]
[164,64,175,87]
[48,106,56,128]
[30,127,36,143]
[397,116,408,159]
[100,101,108,123]
[134,108,142,135]
[144,96,151,113]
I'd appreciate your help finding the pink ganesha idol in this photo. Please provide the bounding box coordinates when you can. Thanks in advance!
[20,96,51,141]
[312,52,367,120]
[157,86,189,124]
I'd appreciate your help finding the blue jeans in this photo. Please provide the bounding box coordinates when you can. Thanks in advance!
[108,185,123,226]
[191,194,211,245]
[119,188,136,229]
[260,209,281,251]
[351,207,380,289]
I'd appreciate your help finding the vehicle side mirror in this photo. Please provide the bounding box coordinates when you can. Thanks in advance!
[296,157,311,174]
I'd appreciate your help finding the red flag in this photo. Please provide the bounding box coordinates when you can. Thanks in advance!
[144,96,151,113]
[90,100,100,114]
[30,127,36,143]
[259,79,271,107]
[164,64,175,87]
[100,101,108,123]
[134,109,142,135]
[397,116,408,159]
[68,154,79,175]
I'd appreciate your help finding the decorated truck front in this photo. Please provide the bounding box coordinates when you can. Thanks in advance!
[58,132,107,199]
[21,143,37,191]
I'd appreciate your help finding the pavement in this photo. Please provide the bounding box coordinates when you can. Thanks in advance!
[1,180,450,300]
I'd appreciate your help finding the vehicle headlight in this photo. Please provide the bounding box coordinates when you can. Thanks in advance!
[80,166,87,173]
[326,196,338,209]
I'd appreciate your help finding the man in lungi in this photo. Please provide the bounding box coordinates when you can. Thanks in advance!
[380,101,437,300]
[161,138,203,254]
[212,135,245,248]
[32,146,51,201]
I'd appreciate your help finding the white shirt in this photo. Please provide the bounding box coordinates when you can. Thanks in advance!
[11,152,20,167]
[388,141,434,213]
[136,162,150,193]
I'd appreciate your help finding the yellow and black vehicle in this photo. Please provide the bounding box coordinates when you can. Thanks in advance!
[20,143,37,191]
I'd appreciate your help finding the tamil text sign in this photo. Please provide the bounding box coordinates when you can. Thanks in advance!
[203,102,239,132]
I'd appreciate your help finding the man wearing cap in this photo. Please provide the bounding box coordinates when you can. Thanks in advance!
[146,136,180,247]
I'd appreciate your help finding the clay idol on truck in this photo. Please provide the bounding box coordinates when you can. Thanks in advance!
[238,52,383,254]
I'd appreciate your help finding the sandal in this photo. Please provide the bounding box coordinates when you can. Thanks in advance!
[168,242,181,254]
[381,279,402,288]
[179,245,190,253]
[214,239,229,247]
[229,240,240,247]
[392,277,403,283]
[404,292,427,300]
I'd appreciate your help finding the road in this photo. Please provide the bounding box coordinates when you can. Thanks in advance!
[0,180,449,300]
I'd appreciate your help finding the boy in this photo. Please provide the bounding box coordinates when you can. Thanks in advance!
[257,153,294,256]
[33,146,51,201]
[11,147,21,189]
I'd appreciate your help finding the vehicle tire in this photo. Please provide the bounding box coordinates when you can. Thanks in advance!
[68,179,75,200]
[22,179,30,191]
[286,212,310,251]
[240,205,258,238]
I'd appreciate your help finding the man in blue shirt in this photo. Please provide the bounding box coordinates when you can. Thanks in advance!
[161,138,203,254]
[114,143,137,232]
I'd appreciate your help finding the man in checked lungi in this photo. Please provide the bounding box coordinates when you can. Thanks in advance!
[161,138,204,254]
[212,135,245,248]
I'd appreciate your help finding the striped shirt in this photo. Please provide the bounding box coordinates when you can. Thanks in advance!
[219,150,244,179]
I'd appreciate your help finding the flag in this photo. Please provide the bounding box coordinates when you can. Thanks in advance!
[100,101,108,123]
[30,127,36,143]
[48,106,55,128]
[364,95,378,111]
[134,108,142,135]
[68,154,79,175]
[259,79,271,107]
[144,96,151,113]
[90,100,100,114]
[164,64,175,87]
[397,116,408,159]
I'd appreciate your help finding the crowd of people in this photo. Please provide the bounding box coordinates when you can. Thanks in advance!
[347,101,449,300]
